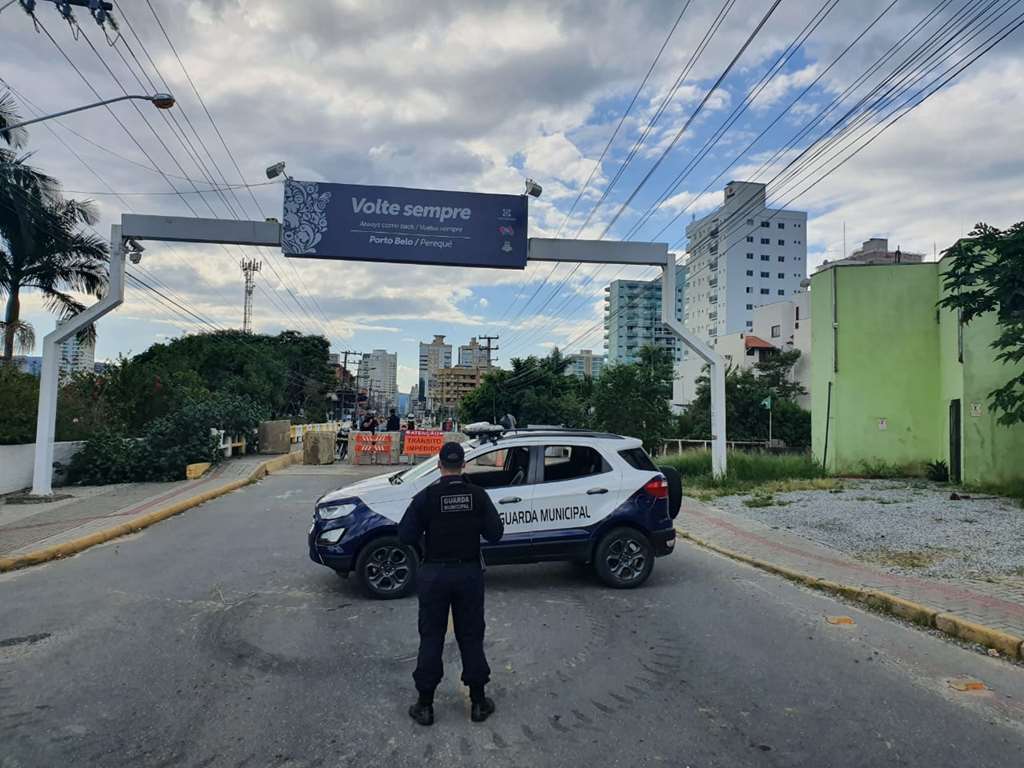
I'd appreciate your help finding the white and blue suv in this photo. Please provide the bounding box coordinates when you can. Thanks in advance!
[308,427,680,598]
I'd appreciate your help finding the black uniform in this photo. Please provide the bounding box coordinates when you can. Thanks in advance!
[398,474,503,696]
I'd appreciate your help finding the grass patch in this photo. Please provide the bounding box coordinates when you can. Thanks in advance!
[861,548,955,569]
[853,460,927,479]
[660,449,832,499]
[962,480,1024,507]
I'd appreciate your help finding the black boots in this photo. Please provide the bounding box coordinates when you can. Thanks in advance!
[470,696,495,723]
[409,693,434,726]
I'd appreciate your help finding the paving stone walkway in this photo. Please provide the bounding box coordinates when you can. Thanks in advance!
[680,497,1024,641]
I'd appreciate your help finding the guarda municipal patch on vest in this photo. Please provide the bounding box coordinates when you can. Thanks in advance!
[441,493,473,513]
[500,506,591,526]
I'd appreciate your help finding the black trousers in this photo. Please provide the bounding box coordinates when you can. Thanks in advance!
[413,562,490,694]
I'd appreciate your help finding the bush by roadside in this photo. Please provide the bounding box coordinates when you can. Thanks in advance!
[67,393,267,485]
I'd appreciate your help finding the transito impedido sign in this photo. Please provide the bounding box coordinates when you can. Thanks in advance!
[282,180,527,269]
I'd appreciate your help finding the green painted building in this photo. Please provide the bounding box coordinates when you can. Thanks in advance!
[810,258,1024,485]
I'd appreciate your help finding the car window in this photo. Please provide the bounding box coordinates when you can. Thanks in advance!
[617,447,658,471]
[541,445,609,483]
[463,446,531,489]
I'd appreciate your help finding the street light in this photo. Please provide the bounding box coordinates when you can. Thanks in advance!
[0,93,175,133]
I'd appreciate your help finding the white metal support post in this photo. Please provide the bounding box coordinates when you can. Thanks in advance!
[528,238,727,476]
[31,225,125,495]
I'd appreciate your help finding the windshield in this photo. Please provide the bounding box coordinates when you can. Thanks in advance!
[393,459,439,484]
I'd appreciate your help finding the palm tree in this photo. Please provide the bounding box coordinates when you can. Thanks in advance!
[1,91,109,362]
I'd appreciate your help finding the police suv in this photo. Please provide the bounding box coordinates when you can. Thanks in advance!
[308,425,681,599]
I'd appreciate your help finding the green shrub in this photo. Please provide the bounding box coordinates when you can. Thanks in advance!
[856,459,925,478]
[0,365,39,444]
[926,459,950,482]
[66,429,136,485]
[67,393,268,485]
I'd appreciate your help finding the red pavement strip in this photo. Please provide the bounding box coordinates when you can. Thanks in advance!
[687,506,1024,619]
[0,453,300,572]
[3,464,234,535]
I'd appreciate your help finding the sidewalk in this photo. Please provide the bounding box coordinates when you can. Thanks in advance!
[0,452,299,570]
[679,497,1024,657]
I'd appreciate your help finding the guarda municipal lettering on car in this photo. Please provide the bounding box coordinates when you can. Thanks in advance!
[500,505,591,527]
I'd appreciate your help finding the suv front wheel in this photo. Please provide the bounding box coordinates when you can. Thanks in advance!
[593,527,654,589]
[356,536,418,599]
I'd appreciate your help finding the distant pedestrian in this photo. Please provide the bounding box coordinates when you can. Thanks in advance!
[407,418,416,431]
[361,413,378,433]
[386,408,400,432]
[399,442,504,726]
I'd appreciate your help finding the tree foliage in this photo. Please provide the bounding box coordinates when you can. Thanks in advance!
[0,364,37,444]
[592,345,674,450]
[678,349,810,448]
[938,221,1024,425]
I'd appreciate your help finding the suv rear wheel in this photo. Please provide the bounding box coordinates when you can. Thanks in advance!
[593,527,654,589]
[356,536,418,599]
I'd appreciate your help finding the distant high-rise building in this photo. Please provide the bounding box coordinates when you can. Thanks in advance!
[57,319,95,379]
[418,334,452,410]
[567,349,605,379]
[683,181,807,341]
[358,349,397,413]
[604,265,687,364]
[458,337,491,368]
[13,355,43,377]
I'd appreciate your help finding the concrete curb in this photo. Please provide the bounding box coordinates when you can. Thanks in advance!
[677,527,1024,661]
[0,452,302,573]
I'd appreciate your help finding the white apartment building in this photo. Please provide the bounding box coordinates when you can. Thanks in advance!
[566,349,605,379]
[677,290,811,408]
[418,334,452,410]
[458,337,491,368]
[683,181,807,341]
[604,265,687,364]
[57,319,96,379]
[357,349,398,413]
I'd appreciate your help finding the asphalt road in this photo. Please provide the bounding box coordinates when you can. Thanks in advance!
[2,465,1024,767]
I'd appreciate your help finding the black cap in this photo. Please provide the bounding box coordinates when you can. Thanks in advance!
[439,441,465,466]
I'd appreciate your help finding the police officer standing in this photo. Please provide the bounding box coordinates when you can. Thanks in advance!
[398,442,504,726]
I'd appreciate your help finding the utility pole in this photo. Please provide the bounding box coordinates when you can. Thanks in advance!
[240,258,261,333]
[479,334,499,368]
[337,349,364,420]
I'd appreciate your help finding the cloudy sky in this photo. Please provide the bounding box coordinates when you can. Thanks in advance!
[4,0,1023,390]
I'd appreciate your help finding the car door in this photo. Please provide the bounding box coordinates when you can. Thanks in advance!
[529,443,622,561]
[461,444,536,565]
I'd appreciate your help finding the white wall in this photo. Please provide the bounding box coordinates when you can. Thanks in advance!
[0,441,84,495]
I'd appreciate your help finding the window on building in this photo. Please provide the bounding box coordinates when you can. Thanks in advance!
[771,325,781,338]
[778,289,785,295]
[745,287,752,294]
[777,222,785,229]
[746,269,754,276]
[778,256,785,262]
[778,239,785,246]
[760,238,770,245]
[746,218,754,225]
[795,307,800,320]
[747,252,754,259]
[760,271,769,278]
[760,288,770,295]
[777,272,784,279]
[760,254,769,261]
[746,320,753,328]
[746,303,753,310]
[761,220,769,227]
[746,236,754,243]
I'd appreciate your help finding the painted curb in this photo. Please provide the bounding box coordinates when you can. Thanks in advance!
[0,452,302,573]
[677,527,1024,661]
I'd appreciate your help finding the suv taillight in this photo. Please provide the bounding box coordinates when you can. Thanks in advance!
[643,476,669,499]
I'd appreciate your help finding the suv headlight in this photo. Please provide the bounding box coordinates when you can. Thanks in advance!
[317,501,358,520]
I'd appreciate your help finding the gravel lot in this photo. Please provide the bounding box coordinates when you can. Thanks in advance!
[713,479,1024,580]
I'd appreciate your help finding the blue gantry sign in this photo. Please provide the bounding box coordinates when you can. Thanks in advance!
[282,180,527,269]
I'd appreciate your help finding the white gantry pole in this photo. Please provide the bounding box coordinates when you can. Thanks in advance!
[659,252,727,477]
[31,225,125,496]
